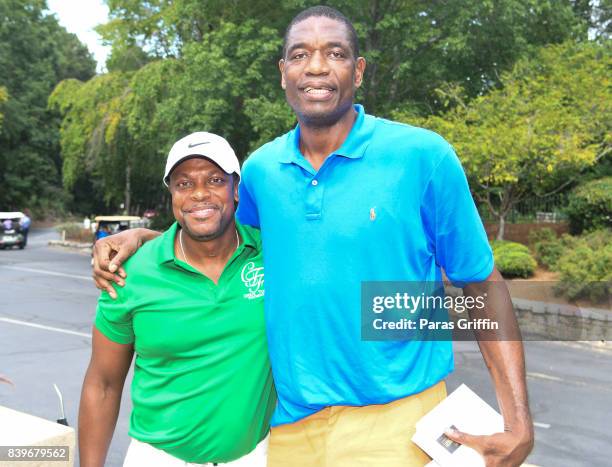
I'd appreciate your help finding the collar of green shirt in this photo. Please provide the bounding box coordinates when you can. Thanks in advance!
[156,221,259,269]
[279,104,376,168]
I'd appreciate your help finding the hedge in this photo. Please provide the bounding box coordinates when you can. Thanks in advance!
[529,228,572,269]
[554,230,611,302]
[491,240,537,278]
[565,177,612,234]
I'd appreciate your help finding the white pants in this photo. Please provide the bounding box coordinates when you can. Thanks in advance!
[123,435,269,467]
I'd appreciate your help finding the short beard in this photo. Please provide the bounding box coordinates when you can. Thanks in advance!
[180,215,231,243]
[291,98,354,129]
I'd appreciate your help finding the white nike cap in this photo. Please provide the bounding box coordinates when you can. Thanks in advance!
[163,132,240,186]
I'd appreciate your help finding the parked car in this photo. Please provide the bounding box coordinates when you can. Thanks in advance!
[93,216,146,242]
[0,212,27,249]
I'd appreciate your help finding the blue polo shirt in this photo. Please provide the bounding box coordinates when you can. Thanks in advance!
[237,104,493,426]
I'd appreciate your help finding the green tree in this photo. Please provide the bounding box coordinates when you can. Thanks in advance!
[398,41,611,240]
[53,1,598,215]
[51,20,291,213]
[96,0,285,60]
[98,0,589,117]
[0,0,96,213]
[330,0,589,115]
[0,87,7,129]
[49,73,133,212]
[106,44,151,72]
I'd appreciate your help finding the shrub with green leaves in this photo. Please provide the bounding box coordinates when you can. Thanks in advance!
[56,222,94,243]
[565,177,612,234]
[527,227,557,246]
[530,230,578,269]
[554,230,611,302]
[491,241,537,278]
[534,240,565,269]
[528,228,561,268]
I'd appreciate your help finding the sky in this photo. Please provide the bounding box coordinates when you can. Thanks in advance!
[46,0,110,73]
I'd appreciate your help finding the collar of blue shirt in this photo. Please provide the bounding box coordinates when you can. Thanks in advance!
[279,104,376,166]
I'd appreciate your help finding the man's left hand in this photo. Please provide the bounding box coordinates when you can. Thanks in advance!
[444,424,534,467]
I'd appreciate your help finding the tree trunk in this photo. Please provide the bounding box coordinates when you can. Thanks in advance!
[125,162,131,215]
[496,214,506,241]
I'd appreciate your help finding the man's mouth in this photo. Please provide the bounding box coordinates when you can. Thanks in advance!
[186,206,218,219]
[303,86,334,95]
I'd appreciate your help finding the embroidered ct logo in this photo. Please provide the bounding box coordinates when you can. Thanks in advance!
[241,262,264,299]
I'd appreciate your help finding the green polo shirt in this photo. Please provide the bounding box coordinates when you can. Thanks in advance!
[95,222,275,463]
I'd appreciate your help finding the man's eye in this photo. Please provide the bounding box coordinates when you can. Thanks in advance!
[177,181,192,189]
[210,177,226,185]
[291,52,307,60]
[330,51,345,59]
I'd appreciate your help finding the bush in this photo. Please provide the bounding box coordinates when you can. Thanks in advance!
[491,241,537,278]
[528,228,562,268]
[554,230,611,302]
[56,222,94,243]
[534,240,565,268]
[527,227,557,245]
[565,177,612,234]
[529,229,576,269]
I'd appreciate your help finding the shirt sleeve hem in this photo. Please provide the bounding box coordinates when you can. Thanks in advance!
[94,318,134,345]
[448,255,495,288]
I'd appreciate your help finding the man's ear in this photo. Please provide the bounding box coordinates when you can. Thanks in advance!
[354,56,366,88]
[279,59,286,90]
[233,175,240,204]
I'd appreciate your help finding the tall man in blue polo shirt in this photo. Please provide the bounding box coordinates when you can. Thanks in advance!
[93,5,533,467]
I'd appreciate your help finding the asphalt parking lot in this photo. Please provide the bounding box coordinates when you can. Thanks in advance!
[1,229,611,466]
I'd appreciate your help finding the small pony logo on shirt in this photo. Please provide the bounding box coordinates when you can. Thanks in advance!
[370,207,377,221]
[241,262,264,299]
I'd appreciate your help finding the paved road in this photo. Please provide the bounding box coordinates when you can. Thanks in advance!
[1,229,610,466]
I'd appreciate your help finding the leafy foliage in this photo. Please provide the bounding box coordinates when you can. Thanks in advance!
[0,86,7,129]
[97,0,590,115]
[491,240,537,278]
[565,177,612,234]
[51,20,288,213]
[0,0,96,214]
[527,227,557,245]
[528,227,563,268]
[56,222,94,243]
[554,230,612,302]
[402,41,611,239]
[45,1,609,216]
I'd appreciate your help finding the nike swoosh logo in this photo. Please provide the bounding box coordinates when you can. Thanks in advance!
[187,142,210,148]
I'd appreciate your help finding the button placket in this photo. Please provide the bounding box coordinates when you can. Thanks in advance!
[305,170,327,220]
[298,154,337,220]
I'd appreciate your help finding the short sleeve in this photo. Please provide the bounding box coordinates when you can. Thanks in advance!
[421,147,494,285]
[236,161,260,228]
[95,289,134,344]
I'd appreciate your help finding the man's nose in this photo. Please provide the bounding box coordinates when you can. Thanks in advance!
[305,50,329,75]
[191,185,211,200]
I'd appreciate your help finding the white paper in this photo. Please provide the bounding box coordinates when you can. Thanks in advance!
[412,384,504,467]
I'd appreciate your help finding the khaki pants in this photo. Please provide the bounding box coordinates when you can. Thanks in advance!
[268,381,446,467]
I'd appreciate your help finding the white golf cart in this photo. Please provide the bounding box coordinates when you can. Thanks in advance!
[0,211,27,250]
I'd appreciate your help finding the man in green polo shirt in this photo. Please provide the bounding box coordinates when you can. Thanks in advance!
[79,132,275,467]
